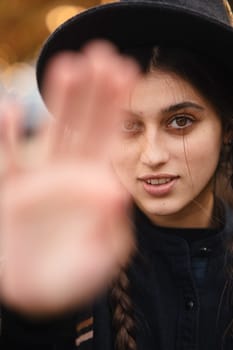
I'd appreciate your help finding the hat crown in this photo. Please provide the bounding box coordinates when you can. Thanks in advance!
[120,0,232,25]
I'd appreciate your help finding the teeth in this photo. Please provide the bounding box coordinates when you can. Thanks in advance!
[146,178,172,185]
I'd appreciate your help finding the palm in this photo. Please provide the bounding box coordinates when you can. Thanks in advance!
[0,42,139,316]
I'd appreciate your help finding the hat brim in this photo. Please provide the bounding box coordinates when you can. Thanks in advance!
[36,1,233,92]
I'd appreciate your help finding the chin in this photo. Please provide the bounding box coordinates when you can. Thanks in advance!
[135,197,190,218]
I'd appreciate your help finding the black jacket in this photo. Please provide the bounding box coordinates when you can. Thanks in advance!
[1,202,233,350]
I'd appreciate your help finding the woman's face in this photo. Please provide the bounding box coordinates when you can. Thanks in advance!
[113,69,223,227]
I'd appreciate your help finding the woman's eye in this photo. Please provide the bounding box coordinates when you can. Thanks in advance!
[168,115,194,129]
[121,120,143,133]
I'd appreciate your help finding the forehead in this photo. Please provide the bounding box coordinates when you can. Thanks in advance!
[132,70,203,107]
[130,69,212,116]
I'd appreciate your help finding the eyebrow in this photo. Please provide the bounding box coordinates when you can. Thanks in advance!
[163,101,205,114]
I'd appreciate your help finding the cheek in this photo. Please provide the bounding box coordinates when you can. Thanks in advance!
[182,127,222,183]
[112,141,141,182]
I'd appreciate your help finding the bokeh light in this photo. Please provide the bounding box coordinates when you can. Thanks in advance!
[46,5,86,33]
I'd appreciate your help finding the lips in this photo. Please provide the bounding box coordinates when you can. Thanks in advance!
[138,174,179,196]
[139,174,179,183]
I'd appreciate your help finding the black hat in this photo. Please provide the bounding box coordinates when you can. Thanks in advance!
[36,0,233,92]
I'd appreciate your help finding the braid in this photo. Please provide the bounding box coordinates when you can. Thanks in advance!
[110,269,137,350]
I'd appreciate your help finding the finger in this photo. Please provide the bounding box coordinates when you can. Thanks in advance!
[18,115,53,169]
[42,52,92,157]
[42,41,141,160]
[0,98,24,177]
[70,41,141,158]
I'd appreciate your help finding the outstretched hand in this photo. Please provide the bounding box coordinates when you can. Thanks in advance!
[0,41,140,316]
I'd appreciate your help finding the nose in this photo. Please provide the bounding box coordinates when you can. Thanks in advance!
[140,132,170,168]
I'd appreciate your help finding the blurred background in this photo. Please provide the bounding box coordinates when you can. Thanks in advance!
[0,0,233,122]
[0,0,116,122]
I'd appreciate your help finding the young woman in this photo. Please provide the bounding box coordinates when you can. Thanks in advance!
[1,0,233,349]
